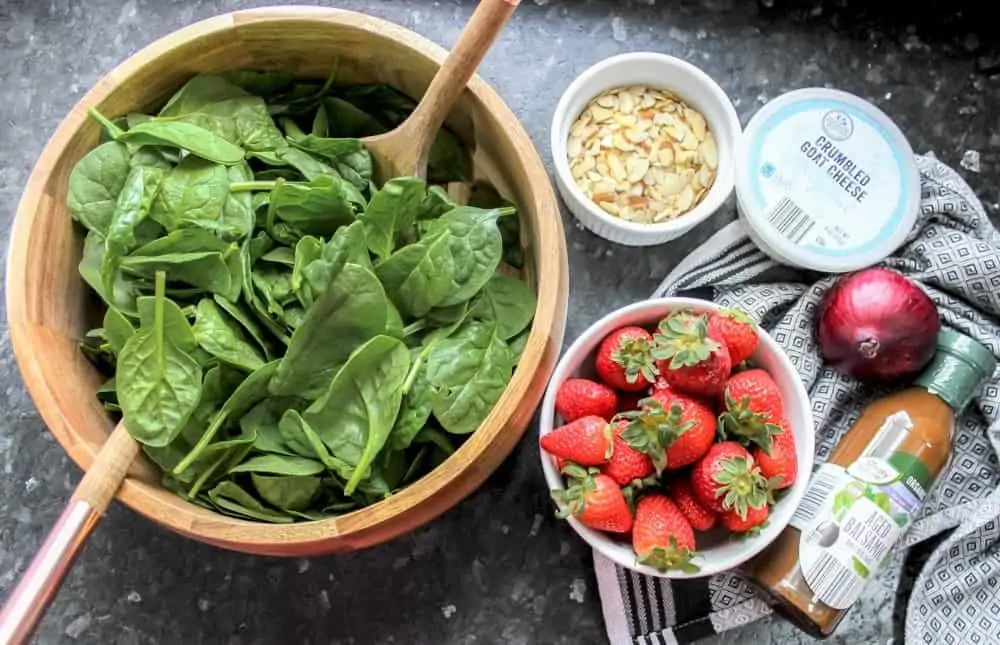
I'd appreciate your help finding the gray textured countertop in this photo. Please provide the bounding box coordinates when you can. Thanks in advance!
[0,0,997,643]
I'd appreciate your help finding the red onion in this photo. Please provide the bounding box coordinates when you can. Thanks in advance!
[816,268,940,382]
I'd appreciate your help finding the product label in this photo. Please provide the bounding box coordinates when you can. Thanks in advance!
[747,98,913,256]
[790,412,930,610]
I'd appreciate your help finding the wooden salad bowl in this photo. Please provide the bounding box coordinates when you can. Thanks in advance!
[5,6,568,556]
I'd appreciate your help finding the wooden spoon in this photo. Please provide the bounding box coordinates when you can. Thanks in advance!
[362,0,521,184]
[0,423,139,644]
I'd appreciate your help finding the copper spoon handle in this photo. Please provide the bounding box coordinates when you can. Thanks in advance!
[0,423,139,644]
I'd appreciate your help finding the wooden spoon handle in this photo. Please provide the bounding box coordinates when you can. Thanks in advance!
[0,423,139,645]
[405,0,520,146]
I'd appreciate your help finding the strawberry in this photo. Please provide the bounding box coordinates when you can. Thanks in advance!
[617,391,646,413]
[719,369,785,452]
[753,418,797,490]
[602,421,655,486]
[553,465,633,533]
[691,442,771,519]
[707,307,759,366]
[619,390,717,473]
[540,416,614,466]
[555,378,619,422]
[669,478,717,532]
[652,311,732,398]
[595,326,658,392]
[631,494,699,573]
[719,502,769,534]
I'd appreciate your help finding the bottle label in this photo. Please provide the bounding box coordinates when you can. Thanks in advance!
[746,97,913,256]
[790,412,930,610]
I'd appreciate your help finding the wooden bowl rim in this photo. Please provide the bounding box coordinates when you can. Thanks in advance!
[6,5,568,552]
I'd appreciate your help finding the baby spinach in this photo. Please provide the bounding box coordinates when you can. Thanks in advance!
[361,177,426,261]
[271,263,403,399]
[117,120,245,165]
[303,335,410,495]
[116,273,203,447]
[192,299,266,372]
[425,319,513,435]
[67,141,131,235]
[71,71,536,523]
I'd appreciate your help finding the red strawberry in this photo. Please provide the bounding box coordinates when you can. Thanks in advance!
[619,390,717,473]
[719,369,785,452]
[540,416,613,466]
[691,442,770,519]
[652,311,732,398]
[669,478,717,532]
[595,326,658,392]
[553,465,633,533]
[556,378,619,422]
[602,421,655,486]
[707,308,759,366]
[631,494,699,573]
[719,502,769,534]
[753,418,798,490]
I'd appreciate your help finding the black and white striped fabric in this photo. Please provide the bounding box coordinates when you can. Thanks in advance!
[594,156,1000,645]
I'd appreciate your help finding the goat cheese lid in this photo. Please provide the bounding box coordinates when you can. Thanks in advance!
[736,88,920,273]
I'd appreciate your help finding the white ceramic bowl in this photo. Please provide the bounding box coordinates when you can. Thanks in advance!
[550,53,741,246]
[539,298,815,579]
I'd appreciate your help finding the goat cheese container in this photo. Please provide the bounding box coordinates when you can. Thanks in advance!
[736,88,920,273]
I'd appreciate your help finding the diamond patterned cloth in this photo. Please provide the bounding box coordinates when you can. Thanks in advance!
[593,156,1000,644]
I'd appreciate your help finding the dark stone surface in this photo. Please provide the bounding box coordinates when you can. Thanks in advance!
[0,0,996,643]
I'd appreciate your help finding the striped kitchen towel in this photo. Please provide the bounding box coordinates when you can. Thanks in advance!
[595,155,1000,645]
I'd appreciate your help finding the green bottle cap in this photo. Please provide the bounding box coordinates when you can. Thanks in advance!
[915,329,998,412]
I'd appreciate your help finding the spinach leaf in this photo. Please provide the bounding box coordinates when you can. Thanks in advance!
[303,335,410,495]
[427,129,472,183]
[173,360,280,476]
[80,232,139,315]
[312,104,329,137]
[425,206,511,307]
[102,307,135,356]
[288,134,373,191]
[219,70,294,97]
[418,185,457,220]
[375,230,456,318]
[129,146,174,171]
[118,120,245,165]
[270,263,403,399]
[137,292,197,353]
[243,399,298,456]
[425,319,513,435]
[213,295,274,361]
[360,177,425,261]
[207,480,293,523]
[322,97,384,137]
[123,229,241,301]
[251,474,322,512]
[66,141,130,235]
[277,409,354,480]
[117,273,203,447]
[291,236,324,308]
[229,454,324,476]
[509,328,529,365]
[267,176,356,237]
[101,164,165,297]
[192,299,266,372]
[391,350,433,450]
[468,274,536,340]
[260,246,296,268]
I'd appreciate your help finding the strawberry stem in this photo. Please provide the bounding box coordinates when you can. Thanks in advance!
[637,537,700,574]
[611,335,659,384]
[618,400,695,473]
[712,456,769,520]
[718,393,782,454]
[651,312,721,369]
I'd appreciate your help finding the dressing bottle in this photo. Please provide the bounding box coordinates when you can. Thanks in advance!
[749,329,997,638]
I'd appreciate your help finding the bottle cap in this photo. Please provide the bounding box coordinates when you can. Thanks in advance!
[916,329,997,412]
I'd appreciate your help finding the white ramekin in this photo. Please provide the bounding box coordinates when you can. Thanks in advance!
[551,53,741,247]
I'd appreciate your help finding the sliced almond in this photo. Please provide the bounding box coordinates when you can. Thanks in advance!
[626,157,650,184]
[685,108,707,141]
[699,133,718,170]
[567,136,582,159]
[596,94,618,109]
[618,91,636,115]
[607,153,627,182]
[657,172,687,196]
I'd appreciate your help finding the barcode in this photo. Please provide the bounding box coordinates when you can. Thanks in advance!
[766,197,816,243]
[807,552,864,610]
[790,464,845,530]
